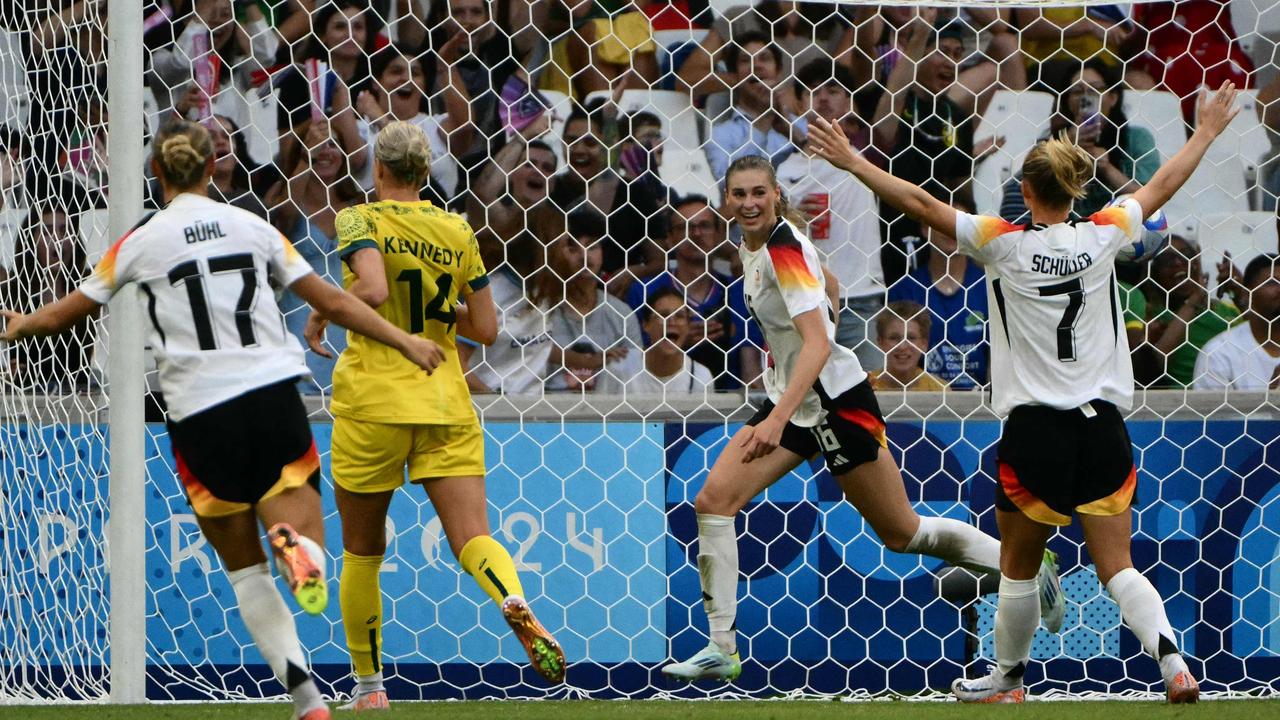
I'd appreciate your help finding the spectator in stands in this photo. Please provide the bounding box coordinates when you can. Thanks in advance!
[778,60,883,369]
[410,0,545,164]
[1,207,94,391]
[599,286,713,396]
[1012,5,1126,91]
[1125,0,1253,121]
[888,193,988,390]
[206,114,269,219]
[467,138,559,256]
[641,0,713,88]
[1256,73,1280,212]
[1194,255,1280,390]
[627,195,759,389]
[459,206,557,395]
[705,33,805,181]
[872,16,975,285]
[27,0,107,201]
[272,0,375,175]
[266,119,365,394]
[549,105,669,293]
[355,45,471,205]
[554,0,660,97]
[1135,236,1239,388]
[1000,61,1159,223]
[868,300,945,392]
[698,2,856,93]
[546,208,643,391]
[147,0,277,128]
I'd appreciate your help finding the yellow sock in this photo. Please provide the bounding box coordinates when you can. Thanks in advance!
[340,551,384,678]
[459,535,524,606]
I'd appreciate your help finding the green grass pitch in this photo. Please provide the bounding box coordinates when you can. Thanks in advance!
[4,700,1279,719]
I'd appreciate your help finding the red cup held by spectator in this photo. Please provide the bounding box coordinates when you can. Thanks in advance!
[805,193,831,241]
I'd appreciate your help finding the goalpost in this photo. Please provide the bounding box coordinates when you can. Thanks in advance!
[0,0,1278,705]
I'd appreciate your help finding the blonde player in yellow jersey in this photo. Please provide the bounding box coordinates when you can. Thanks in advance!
[305,122,565,709]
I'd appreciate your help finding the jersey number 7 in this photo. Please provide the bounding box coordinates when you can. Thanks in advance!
[1038,277,1085,362]
[397,269,457,333]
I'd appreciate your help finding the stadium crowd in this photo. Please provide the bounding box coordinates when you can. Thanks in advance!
[1,0,1279,397]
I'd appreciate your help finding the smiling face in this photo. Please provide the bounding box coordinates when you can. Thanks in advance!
[1152,237,1204,305]
[643,294,691,351]
[323,7,367,60]
[510,145,556,206]
[920,37,962,94]
[725,167,779,238]
[378,54,426,114]
[564,117,605,179]
[307,131,343,182]
[208,116,236,174]
[195,0,235,49]
[878,316,927,379]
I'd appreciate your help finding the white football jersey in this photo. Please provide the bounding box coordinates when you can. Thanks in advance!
[79,193,313,421]
[741,219,867,427]
[955,198,1145,417]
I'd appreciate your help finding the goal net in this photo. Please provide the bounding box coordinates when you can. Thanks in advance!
[1,0,1279,704]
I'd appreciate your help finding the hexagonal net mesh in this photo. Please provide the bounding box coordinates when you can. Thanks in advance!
[1,0,1279,705]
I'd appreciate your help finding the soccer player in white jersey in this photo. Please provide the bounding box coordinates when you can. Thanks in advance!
[0,120,445,720]
[661,154,1063,683]
[807,81,1241,704]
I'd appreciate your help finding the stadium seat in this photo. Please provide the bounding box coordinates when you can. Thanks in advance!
[583,89,704,151]
[972,90,1055,215]
[1121,90,1188,170]
[244,87,280,167]
[1164,155,1250,239]
[80,207,112,265]
[1197,211,1279,296]
[1232,0,1280,66]
[0,30,27,129]
[0,206,24,271]
[1198,89,1269,209]
[659,146,721,204]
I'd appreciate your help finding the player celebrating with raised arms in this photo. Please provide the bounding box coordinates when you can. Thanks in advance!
[807,81,1241,703]
[661,154,1063,683]
[0,120,446,720]
[304,122,564,710]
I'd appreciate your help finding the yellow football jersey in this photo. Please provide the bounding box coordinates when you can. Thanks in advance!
[330,200,488,424]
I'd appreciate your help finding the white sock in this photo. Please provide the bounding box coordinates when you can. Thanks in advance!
[904,516,1002,576]
[355,670,384,695]
[296,534,327,580]
[994,575,1039,682]
[696,513,739,655]
[228,563,324,714]
[1106,568,1186,683]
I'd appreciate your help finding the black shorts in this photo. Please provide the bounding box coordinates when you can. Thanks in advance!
[995,400,1136,526]
[167,378,321,517]
[745,380,887,475]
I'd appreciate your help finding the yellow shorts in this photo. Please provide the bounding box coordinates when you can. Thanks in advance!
[331,416,486,493]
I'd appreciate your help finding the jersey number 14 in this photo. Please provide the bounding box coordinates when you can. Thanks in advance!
[397,269,456,333]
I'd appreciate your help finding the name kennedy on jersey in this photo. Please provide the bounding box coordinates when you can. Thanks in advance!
[1031,252,1093,276]
[382,236,465,267]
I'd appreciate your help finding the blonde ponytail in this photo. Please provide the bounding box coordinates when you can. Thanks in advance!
[1021,134,1092,209]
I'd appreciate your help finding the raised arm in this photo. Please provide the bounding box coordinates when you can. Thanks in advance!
[1,290,100,341]
[808,117,956,239]
[1131,82,1239,217]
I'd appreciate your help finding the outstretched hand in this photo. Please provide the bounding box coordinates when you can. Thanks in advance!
[806,118,861,174]
[1195,81,1241,140]
[0,309,28,342]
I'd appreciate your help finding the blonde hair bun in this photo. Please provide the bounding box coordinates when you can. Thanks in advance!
[375,121,432,186]
[153,120,214,191]
[1022,134,1093,209]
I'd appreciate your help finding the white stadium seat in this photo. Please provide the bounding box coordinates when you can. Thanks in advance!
[1197,211,1279,296]
[1121,90,1187,171]
[0,30,27,129]
[972,90,1055,215]
[659,146,721,204]
[244,86,280,166]
[0,206,25,271]
[79,207,112,266]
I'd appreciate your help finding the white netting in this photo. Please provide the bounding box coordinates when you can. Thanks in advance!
[2,0,1280,705]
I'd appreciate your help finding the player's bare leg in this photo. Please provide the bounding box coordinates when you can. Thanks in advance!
[334,486,396,711]
[839,448,1064,631]
[663,427,805,683]
[421,475,565,684]
[1082,510,1198,703]
[952,509,1052,704]
[199,509,329,719]
[258,485,328,615]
